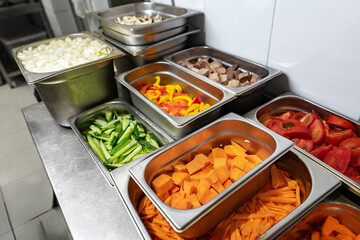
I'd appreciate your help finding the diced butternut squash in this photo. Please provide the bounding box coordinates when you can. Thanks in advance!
[230,167,245,182]
[190,170,205,181]
[212,148,228,163]
[194,153,211,166]
[174,164,187,173]
[208,152,214,164]
[212,181,225,194]
[224,144,240,158]
[169,185,180,195]
[206,169,219,184]
[244,161,256,173]
[164,195,172,206]
[202,164,213,174]
[198,188,218,205]
[333,224,356,238]
[157,191,170,202]
[215,165,230,184]
[183,181,195,196]
[172,171,189,186]
[186,157,206,175]
[232,155,248,170]
[311,231,320,240]
[231,139,246,153]
[170,197,191,209]
[187,194,201,208]
[152,174,173,195]
[246,155,263,165]
[214,156,228,170]
[223,179,233,189]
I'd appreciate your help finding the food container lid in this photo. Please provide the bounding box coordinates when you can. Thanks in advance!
[11,31,125,84]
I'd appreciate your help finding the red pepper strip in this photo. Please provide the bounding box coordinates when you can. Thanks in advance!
[148,86,166,91]
[140,84,149,94]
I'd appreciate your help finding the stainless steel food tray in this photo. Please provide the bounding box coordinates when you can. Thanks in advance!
[90,2,201,36]
[12,31,125,84]
[128,112,295,238]
[103,24,186,46]
[244,93,360,195]
[113,145,340,239]
[94,25,200,56]
[278,201,360,239]
[68,98,174,186]
[164,46,281,97]
[116,61,236,139]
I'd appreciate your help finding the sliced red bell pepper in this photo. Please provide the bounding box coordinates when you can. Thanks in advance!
[309,119,325,145]
[277,111,294,121]
[339,138,360,149]
[258,113,273,127]
[325,129,353,146]
[323,147,351,173]
[283,126,312,140]
[191,96,202,105]
[291,112,306,121]
[323,122,330,136]
[300,113,315,128]
[326,115,357,132]
[139,84,149,94]
[148,86,166,91]
[350,147,360,167]
[343,166,360,184]
[293,138,314,152]
[309,144,332,161]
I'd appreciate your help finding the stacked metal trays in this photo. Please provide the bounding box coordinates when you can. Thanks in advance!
[244,93,360,195]
[90,2,202,45]
[11,32,125,126]
[164,46,282,114]
[278,201,360,239]
[111,112,340,239]
[68,99,174,185]
[116,61,236,139]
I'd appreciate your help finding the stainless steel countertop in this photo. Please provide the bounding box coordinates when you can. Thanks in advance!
[22,102,140,240]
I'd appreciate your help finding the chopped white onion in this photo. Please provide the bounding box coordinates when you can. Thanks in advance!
[17,37,111,73]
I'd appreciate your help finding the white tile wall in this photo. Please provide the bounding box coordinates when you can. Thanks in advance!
[268,0,360,121]
[203,0,276,66]
[0,191,11,237]
[0,232,14,240]
[174,0,204,12]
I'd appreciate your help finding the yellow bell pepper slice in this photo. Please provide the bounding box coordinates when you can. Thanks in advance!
[200,103,210,111]
[187,109,200,116]
[158,94,170,104]
[173,95,193,106]
[153,76,161,88]
[166,85,176,101]
[185,103,200,116]
[175,84,182,93]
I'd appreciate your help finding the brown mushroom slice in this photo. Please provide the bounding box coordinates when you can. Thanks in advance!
[227,65,239,73]
[215,67,227,74]
[219,74,228,85]
[191,67,200,73]
[233,70,241,79]
[227,79,240,87]
[209,60,222,71]
[239,81,250,87]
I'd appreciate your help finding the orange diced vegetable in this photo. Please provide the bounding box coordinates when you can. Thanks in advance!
[194,153,211,166]
[245,154,263,165]
[231,139,246,153]
[215,166,231,184]
[187,194,201,208]
[311,231,320,240]
[183,181,195,196]
[174,164,188,172]
[170,197,191,209]
[212,148,228,163]
[206,169,219,184]
[212,180,225,194]
[232,155,248,171]
[172,171,189,186]
[333,224,356,238]
[152,174,173,195]
[198,188,218,205]
[224,145,240,158]
[244,161,256,173]
[223,179,233,189]
[186,157,206,175]
[230,167,245,182]
[321,216,339,236]
[169,185,180,195]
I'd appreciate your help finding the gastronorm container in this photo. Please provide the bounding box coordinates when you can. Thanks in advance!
[116,61,236,139]
[12,32,125,127]
[68,98,174,186]
[164,46,281,114]
[89,2,202,45]
[278,201,360,239]
[94,25,201,66]
[128,112,295,238]
[113,145,340,239]
[244,93,360,195]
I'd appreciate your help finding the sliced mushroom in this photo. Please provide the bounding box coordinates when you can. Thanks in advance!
[198,68,210,76]
[227,79,240,87]
[238,72,251,82]
[250,73,261,83]
[209,73,220,82]
[215,67,226,74]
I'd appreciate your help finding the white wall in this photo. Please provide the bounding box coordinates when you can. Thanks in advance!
[152,0,360,122]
